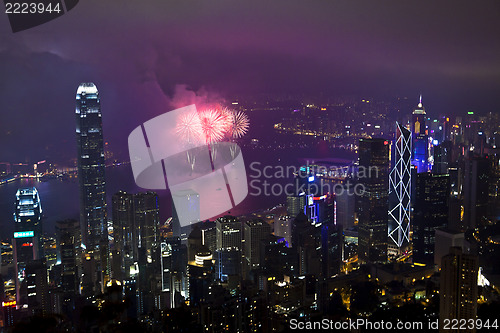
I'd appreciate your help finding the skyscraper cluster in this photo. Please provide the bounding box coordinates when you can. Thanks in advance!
[2,90,499,331]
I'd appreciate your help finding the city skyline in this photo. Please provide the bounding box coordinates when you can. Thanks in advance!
[1,1,500,331]
[0,82,498,331]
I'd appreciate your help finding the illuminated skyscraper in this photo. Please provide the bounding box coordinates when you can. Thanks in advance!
[412,96,430,173]
[76,82,107,252]
[134,192,160,262]
[357,138,389,264]
[111,191,135,280]
[25,259,49,316]
[433,141,453,174]
[388,123,412,253]
[76,82,109,294]
[54,218,78,317]
[111,191,160,280]
[13,187,42,305]
[286,194,306,218]
[274,215,293,247]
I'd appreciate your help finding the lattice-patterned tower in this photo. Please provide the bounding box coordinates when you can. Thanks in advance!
[388,122,412,252]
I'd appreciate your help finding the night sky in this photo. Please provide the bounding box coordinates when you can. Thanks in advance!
[0,0,499,163]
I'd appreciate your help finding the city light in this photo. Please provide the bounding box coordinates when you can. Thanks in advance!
[2,301,16,307]
[0,2,498,330]
[13,231,34,238]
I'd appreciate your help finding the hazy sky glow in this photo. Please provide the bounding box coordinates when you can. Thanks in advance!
[0,0,499,162]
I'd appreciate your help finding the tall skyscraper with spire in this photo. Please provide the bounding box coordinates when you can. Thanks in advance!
[76,83,108,292]
[412,95,430,172]
[76,83,107,251]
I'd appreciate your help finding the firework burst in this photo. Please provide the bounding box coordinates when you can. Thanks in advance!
[198,108,228,144]
[176,106,250,146]
[176,111,202,144]
[229,110,250,138]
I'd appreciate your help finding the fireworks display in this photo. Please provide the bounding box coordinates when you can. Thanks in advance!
[176,111,202,143]
[176,105,249,144]
[229,110,250,138]
[198,108,229,143]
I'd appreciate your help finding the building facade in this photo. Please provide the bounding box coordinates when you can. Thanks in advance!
[413,173,450,264]
[388,123,412,253]
[76,82,108,252]
[439,247,478,332]
[13,187,42,305]
[357,138,390,264]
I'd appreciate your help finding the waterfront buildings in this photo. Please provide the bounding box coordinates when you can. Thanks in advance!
[13,187,42,305]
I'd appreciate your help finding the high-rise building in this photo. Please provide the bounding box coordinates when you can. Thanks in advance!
[161,237,187,308]
[335,188,355,229]
[413,173,450,264]
[433,141,453,174]
[388,123,412,253]
[134,192,160,262]
[187,225,203,263]
[13,187,42,305]
[439,247,478,332]
[488,153,500,222]
[243,220,271,269]
[412,96,430,173]
[160,242,172,294]
[215,248,240,283]
[111,191,159,315]
[171,193,197,244]
[76,82,108,253]
[286,194,306,218]
[188,248,213,306]
[111,191,160,281]
[111,191,135,280]
[216,216,241,250]
[434,228,467,268]
[1,299,16,329]
[292,212,321,276]
[262,235,297,279]
[304,193,335,226]
[463,156,490,230]
[25,259,49,316]
[274,215,293,247]
[55,219,79,295]
[160,240,189,309]
[357,138,389,264]
[321,223,342,277]
[201,221,217,252]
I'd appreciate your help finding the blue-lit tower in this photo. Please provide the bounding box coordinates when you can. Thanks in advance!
[412,96,430,172]
[13,187,42,305]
